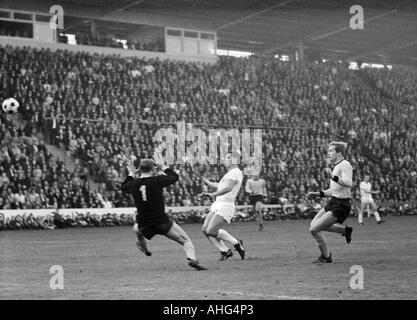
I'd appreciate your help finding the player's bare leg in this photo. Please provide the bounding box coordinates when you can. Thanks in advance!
[165,222,207,270]
[312,208,353,244]
[309,206,353,263]
[206,214,245,260]
[311,207,326,225]
[133,223,151,256]
[256,202,264,231]
[309,211,339,263]
[370,201,385,224]
[202,212,231,259]
[326,223,346,234]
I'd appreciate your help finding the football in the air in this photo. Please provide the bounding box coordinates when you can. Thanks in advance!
[2,97,20,114]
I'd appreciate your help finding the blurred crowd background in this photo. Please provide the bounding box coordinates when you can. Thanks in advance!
[1,44,416,224]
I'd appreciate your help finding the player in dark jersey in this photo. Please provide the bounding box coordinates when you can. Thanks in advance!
[121,153,206,271]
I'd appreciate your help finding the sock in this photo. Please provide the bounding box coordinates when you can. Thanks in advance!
[136,232,145,240]
[208,236,229,252]
[358,212,363,224]
[137,236,147,247]
[258,211,263,225]
[136,233,149,250]
[373,210,381,222]
[218,229,239,246]
[183,240,196,260]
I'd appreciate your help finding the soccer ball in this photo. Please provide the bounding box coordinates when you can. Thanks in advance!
[2,98,20,114]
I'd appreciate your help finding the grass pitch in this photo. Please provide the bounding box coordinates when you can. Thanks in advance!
[1,216,416,299]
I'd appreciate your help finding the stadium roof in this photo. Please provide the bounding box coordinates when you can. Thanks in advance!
[3,0,417,66]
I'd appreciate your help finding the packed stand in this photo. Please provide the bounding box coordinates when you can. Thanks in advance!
[0,114,132,211]
[0,211,135,231]
[0,44,416,214]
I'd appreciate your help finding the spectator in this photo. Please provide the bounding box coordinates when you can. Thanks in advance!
[0,44,416,220]
[64,215,78,228]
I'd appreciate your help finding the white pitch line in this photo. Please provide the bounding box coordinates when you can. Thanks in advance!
[129,287,316,300]
[206,290,317,300]
[9,240,93,244]
[0,283,21,287]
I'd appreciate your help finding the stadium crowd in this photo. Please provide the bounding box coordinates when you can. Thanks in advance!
[0,116,133,210]
[0,44,416,215]
[0,211,135,231]
[0,206,321,231]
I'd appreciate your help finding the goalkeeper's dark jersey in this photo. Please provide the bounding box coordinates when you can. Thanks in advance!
[121,168,179,225]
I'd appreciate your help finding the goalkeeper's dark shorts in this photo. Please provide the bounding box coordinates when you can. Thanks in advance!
[137,218,173,240]
[324,197,351,224]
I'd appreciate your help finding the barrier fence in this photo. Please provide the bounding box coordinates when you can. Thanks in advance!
[0,205,282,219]
[1,201,416,220]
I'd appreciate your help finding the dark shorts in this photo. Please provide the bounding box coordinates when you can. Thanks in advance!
[137,219,173,240]
[324,197,351,224]
[250,195,263,205]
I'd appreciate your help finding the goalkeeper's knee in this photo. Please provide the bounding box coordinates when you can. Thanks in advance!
[133,223,139,233]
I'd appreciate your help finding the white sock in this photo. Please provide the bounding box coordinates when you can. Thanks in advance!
[208,236,229,252]
[218,229,239,246]
[358,212,363,224]
[183,240,196,260]
[373,211,381,222]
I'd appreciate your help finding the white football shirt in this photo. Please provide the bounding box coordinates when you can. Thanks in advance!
[216,167,243,203]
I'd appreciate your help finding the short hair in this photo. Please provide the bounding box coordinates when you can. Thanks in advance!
[329,141,347,157]
[139,159,155,173]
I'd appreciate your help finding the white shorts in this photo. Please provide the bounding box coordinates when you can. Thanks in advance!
[361,198,375,205]
[210,201,236,224]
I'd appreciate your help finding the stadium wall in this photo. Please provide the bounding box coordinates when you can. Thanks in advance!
[1,202,412,220]
[0,205,286,219]
[0,36,217,64]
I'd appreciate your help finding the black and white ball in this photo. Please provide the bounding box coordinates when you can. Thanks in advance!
[2,98,20,114]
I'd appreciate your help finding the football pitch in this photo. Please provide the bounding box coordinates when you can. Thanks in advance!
[1,216,417,300]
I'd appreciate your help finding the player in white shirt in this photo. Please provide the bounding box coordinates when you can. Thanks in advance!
[201,153,246,261]
[307,142,354,263]
[245,175,267,231]
[359,175,385,225]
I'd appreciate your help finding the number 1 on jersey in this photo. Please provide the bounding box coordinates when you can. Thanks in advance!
[140,185,147,201]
